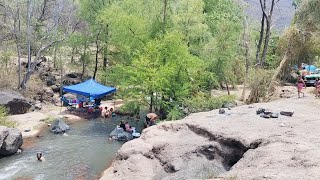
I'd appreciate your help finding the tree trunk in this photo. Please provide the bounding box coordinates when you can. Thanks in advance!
[241,16,250,101]
[225,81,230,95]
[256,0,266,66]
[261,17,272,66]
[53,45,57,69]
[70,47,75,63]
[162,0,168,34]
[93,29,101,80]
[19,39,64,89]
[260,0,276,67]
[27,0,33,72]
[82,40,87,79]
[149,93,153,113]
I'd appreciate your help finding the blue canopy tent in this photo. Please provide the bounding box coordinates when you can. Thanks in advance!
[63,78,116,98]
[304,65,317,72]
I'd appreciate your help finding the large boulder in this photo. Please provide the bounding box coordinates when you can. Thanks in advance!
[50,118,70,134]
[0,126,23,157]
[0,91,32,115]
[110,127,133,141]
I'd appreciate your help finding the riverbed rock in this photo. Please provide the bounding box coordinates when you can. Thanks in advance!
[219,108,225,114]
[101,95,320,180]
[50,118,70,134]
[109,127,133,141]
[0,126,23,157]
[0,90,32,115]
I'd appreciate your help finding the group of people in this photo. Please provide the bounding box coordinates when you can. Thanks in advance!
[101,106,115,118]
[296,76,320,98]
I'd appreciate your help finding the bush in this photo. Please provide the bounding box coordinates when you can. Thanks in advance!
[41,115,56,124]
[118,101,140,116]
[183,92,236,113]
[247,69,274,103]
[167,106,185,121]
[0,106,15,127]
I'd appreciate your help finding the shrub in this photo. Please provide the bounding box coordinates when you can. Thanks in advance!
[0,106,15,127]
[41,115,56,124]
[183,92,236,113]
[167,106,185,121]
[247,69,274,103]
[118,101,140,116]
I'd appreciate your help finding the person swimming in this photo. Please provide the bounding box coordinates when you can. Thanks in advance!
[36,152,45,162]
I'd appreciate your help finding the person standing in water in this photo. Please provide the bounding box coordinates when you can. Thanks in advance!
[36,152,45,162]
[297,76,306,98]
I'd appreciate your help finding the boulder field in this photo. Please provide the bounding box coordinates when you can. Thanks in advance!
[101,94,320,180]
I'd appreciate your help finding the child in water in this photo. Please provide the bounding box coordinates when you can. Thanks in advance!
[36,152,45,162]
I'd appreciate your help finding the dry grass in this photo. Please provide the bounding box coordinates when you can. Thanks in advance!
[0,67,19,89]
[22,74,46,100]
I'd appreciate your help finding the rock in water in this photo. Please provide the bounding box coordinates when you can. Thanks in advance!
[50,118,70,134]
[0,126,23,157]
[280,111,294,117]
[219,108,226,114]
[109,127,133,141]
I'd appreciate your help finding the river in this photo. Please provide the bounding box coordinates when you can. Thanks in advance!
[0,117,143,180]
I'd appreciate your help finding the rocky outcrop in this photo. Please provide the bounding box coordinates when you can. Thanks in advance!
[0,91,32,115]
[0,126,23,157]
[101,96,320,180]
[110,127,133,141]
[50,118,70,134]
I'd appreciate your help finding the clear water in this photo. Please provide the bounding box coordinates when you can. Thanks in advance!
[0,117,144,180]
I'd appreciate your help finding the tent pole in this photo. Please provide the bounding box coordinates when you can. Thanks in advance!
[113,92,116,109]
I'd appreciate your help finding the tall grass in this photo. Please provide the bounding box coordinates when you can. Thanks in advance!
[0,106,15,128]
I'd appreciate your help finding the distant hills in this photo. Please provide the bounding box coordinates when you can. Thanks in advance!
[240,0,296,31]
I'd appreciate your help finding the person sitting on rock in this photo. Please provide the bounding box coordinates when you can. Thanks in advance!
[145,113,158,128]
[36,152,45,162]
[125,121,133,133]
[119,120,126,131]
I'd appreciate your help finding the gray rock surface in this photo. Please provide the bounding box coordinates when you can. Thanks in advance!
[219,108,226,114]
[110,127,133,141]
[101,94,320,180]
[0,90,32,114]
[0,126,23,157]
[50,118,70,134]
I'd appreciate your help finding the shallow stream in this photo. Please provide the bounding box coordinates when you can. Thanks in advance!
[0,117,143,180]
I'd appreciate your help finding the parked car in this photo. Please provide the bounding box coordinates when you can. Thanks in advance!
[304,72,320,86]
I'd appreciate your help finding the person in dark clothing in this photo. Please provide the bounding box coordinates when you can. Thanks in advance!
[119,120,126,131]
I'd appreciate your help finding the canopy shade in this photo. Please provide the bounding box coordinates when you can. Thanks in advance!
[63,79,116,98]
[304,65,317,72]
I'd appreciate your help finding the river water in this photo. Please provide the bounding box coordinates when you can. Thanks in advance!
[0,117,143,180]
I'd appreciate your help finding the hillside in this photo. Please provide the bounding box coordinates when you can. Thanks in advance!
[101,87,320,179]
[243,0,295,31]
